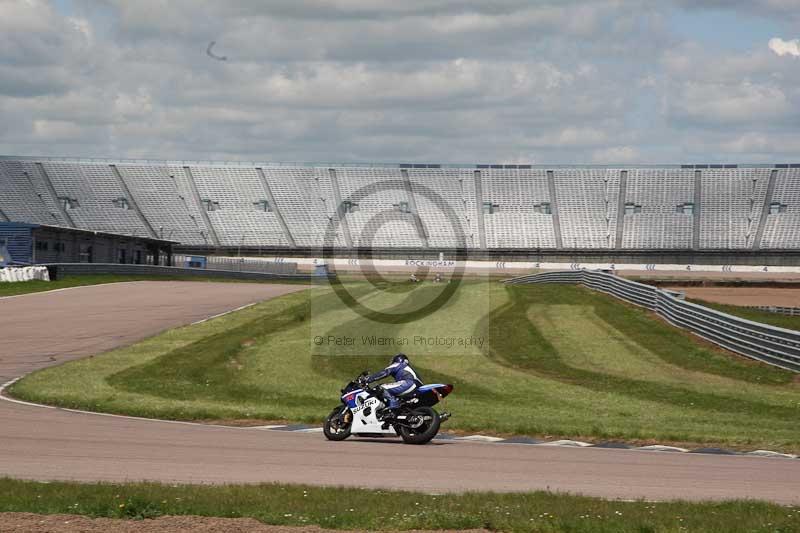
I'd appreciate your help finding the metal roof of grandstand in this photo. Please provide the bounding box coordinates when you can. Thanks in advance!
[1,155,796,169]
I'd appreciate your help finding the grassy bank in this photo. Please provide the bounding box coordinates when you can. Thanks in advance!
[10,281,800,451]
[0,478,797,532]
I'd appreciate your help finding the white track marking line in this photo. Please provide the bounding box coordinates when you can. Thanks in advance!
[748,450,798,459]
[539,440,594,447]
[456,435,505,443]
[191,302,258,325]
[636,445,690,453]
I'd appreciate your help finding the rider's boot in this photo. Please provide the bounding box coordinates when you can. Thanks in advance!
[377,395,400,421]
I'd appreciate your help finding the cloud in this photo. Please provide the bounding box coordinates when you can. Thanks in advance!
[669,81,790,125]
[591,146,640,164]
[0,1,799,164]
[769,38,800,58]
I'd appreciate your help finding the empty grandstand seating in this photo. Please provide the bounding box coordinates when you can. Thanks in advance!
[762,169,800,249]
[1,157,798,251]
[261,167,332,247]
[554,169,619,249]
[481,169,556,248]
[622,169,695,249]
[0,161,67,226]
[336,167,422,248]
[407,168,478,249]
[189,166,288,247]
[42,162,150,236]
[117,165,207,245]
[699,169,770,249]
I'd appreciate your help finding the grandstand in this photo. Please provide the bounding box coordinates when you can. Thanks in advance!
[1,157,800,257]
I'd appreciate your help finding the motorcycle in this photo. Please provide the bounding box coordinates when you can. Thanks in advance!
[323,372,453,445]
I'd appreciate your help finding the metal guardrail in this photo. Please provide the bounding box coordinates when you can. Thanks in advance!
[748,305,800,317]
[173,255,298,275]
[505,270,800,372]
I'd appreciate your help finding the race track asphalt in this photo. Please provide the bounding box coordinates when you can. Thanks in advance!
[1,281,798,504]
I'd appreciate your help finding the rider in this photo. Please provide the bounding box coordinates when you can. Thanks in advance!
[365,353,422,411]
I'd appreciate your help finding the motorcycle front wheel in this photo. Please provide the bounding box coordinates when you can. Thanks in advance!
[397,406,440,444]
[323,405,352,441]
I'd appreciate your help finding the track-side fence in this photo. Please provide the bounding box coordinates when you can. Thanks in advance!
[748,305,800,317]
[505,270,800,372]
[173,255,298,275]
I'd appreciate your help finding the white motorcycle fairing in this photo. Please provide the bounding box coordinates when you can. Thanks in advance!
[346,389,396,435]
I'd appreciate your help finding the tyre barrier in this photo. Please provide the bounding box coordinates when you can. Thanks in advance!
[0,266,50,283]
[505,270,800,373]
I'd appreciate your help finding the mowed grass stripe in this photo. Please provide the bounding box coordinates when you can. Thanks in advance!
[528,301,797,401]
[488,285,799,420]
[10,281,800,451]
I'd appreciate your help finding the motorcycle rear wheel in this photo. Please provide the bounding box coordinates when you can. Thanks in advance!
[323,406,352,441]
[398,406,440,444]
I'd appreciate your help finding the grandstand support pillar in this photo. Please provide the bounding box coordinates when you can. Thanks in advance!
[472,171,487,250]
[182,166,221,246]
[256,167,296,248]
[546,170,564,249]
[615,170,628,249]
[692,170,702,250]
[753,169,779,250]
[328,168,354,249]
[110,165,157,239]
[35,162,76,228]
[400,169,429,247]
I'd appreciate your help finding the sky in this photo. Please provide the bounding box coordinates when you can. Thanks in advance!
[0,0,798,165]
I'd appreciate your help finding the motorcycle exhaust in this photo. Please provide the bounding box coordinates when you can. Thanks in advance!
[439,411,451,422]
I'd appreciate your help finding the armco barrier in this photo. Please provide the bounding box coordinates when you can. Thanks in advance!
[173,255,299,275]
[505,270,800,372]
[44,263,318,282]
[748,305,800,317]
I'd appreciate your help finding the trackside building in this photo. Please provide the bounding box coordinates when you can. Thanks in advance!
[0,222,175,265]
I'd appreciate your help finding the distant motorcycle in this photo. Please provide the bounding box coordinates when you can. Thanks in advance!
[323,373,453,444]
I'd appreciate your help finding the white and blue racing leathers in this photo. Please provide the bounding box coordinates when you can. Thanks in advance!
[366,360,421,409]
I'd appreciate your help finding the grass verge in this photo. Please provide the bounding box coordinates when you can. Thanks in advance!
[10,281,800,451]
[0,478,797,532]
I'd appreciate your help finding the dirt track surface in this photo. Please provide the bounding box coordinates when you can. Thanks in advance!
[1,282,799,505]
[0,513,487,533]
[667,286,800,307]
[0,513,338,533]
[621,270,800,281]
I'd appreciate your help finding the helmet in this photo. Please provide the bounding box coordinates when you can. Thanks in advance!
[392,353,408,365]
